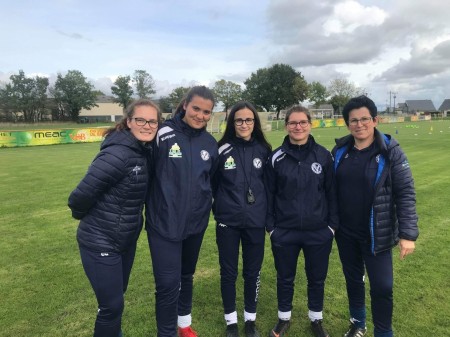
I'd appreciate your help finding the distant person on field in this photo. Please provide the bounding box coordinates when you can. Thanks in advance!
[212,101,272,337]
[265,105,339,337]
[332,95,419,337]
[68,99,160,337]
[145,86,219,337]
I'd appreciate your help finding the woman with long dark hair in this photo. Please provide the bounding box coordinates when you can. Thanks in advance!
[212,101,271,337]
[145,86,219,337]
[69,99,161,337]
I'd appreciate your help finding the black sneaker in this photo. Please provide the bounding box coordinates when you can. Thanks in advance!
[226,323,240,337]
[343,321,367,337]
[269,319,290,337]
[311,320,329,337]
[245,320,261,337]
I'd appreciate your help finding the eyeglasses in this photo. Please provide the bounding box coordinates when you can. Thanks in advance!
[286,120,310,129]
[349,116,373,126]
[132,118,158,128]
[234,118,254,126]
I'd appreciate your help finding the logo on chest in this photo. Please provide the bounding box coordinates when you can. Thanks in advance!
[132,165,142,175]
[200,150,210,161]
[253,158,262,169]
[224,156,236,170]
[311,162,322,174]
[169,143,182,158]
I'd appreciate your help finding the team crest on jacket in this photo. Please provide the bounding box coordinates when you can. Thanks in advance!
[253,158,262,169]
[169,143,182,158]
[311,162,322,174]
[200,150,210,161]
[224,156,236,169]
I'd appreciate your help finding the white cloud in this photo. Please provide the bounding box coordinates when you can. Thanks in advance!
[1,0,450,110]
[323,0,387,36]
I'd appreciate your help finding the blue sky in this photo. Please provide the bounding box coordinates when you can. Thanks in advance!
[1,0,450,110]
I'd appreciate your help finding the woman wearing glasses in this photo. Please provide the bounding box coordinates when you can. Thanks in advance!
[212,101,271,337]
[265,105,338,337]
[332,95,418,337]
[68,99,161,337]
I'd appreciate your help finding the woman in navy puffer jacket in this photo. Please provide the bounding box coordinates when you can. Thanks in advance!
[68,99,160,337]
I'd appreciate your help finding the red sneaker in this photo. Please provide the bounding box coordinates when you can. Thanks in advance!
[178,326,198,337]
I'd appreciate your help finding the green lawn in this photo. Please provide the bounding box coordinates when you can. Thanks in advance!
[0,120,449,336]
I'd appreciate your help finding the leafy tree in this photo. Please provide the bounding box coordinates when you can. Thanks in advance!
[212,79,243,117]
[157,96,173,114]
[243,68,272,112]
[327,78,358,97]
[328,95,350,115]
[111,75,133,110]
[92,90,105,97]
[133,70,155,98]
[51,70,98,121]
[244,64,308,119]
[327,78,359,113]
[0,70,49,122]
[168,86,191,108]
[308,81,328,108]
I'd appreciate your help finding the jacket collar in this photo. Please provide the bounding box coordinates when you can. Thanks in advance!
[170,111,206,137]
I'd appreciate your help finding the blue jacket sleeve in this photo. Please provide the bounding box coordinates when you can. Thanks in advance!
[390,145,419,241]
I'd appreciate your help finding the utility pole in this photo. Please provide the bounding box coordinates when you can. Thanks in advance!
[393,93,397,114]
[388,91,398,114]
[389,91,392,113]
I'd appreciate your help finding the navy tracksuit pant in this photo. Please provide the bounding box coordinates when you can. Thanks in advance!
[271,227,333,313]
[147,228,205,337]
[216,225,265,315]
[79,244,136,337]
[336,232,393,336]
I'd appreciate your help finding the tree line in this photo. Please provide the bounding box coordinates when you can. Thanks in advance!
[0,64,364,123]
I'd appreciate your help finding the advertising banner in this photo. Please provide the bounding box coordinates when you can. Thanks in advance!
[311,118,345,128]
[0,127,109,148]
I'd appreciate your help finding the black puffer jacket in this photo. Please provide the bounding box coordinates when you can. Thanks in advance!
[332,129,419,254]
[68,129,152,253]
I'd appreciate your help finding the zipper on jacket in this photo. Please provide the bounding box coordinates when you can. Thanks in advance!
[298,160,303,230]
[370,207,375,254]
[186,137,193,237]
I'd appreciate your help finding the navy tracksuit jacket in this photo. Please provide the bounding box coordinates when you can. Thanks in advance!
[265,135,338,313]
[212,137,270,315]
[212,137,270,228]
[145,112,218,337]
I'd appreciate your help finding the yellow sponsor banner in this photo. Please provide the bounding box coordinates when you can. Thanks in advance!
[379,116,405,123]
[311,118,345,128]
[311,120,322,128]
[336,118,346,127]
[0,127,109,148]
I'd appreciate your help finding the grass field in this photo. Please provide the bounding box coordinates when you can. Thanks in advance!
[1,120,449,336]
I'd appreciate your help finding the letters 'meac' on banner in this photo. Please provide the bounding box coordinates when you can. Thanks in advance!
[0,128,109,148]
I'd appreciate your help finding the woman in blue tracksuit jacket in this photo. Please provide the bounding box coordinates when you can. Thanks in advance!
[212,101,271,337]
[331,95,418,337]
[145,86,219,337]
[68,99,160,337]
[265,105,339,337]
